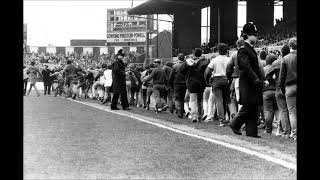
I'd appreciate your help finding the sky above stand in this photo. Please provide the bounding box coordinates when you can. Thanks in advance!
[24,0,282,46]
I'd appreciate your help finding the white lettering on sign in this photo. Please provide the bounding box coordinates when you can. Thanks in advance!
[107,32,146,42]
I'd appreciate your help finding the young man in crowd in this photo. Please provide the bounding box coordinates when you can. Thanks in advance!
[169,53,187,118]
[262,54,278,134]
[85,68,95,99]
[180,48,209,123]
[162,61,174,113]
[23,65,29,96]
[102,63,113,104]
[50,69,65,97]
[229,22,264,138]
[142,63,155,110]
[267,44,291,138]
[205,43,231,126]
[279,37,297,140]
[226,38,245,113]
[125,63,139,106]
[26,61,43,97]
[62,59,77,98]
[140,64,151,109]
[142,59,168,113]
[72,66,87,99]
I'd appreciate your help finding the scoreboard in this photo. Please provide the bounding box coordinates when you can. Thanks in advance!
[107,8,153,43]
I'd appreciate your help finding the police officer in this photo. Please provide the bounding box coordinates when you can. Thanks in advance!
[229,23,264,138]
[110,49,130,110]
[42,65,54,95]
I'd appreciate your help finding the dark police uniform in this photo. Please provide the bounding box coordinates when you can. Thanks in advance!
[111,50,129,110]
[230,41,264,137]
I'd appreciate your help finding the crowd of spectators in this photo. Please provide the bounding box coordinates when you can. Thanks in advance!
[256,18,297,48]
[24,50,145,71]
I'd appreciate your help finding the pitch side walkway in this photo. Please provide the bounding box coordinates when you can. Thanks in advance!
[24,92,296,179]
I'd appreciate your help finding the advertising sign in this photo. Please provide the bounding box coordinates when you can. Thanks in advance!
[107,32,146,42]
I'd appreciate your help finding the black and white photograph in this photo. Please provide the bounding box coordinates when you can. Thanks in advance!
[23,0,297,179]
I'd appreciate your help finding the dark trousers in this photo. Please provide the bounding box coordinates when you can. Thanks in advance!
[44,81,52,95]
[111,92,129,109]
[230,104,259,136]
[104,86,112,102]
[23,79,28,95]
[174,83,187,115]
[142,88,147,106]
[55,79,64,96]
[153,84,167,109]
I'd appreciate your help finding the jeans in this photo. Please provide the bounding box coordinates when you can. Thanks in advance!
[203,87,216,120]
[212,77,229,121]
[55,79,64,96]
[153,84,166,109]
[203,87,211,116]
[142,88,147,107]
[275,88,290,135]
[285,84,297,137]
[27,83,40,96]
[174,83,187,115]
[103,86,112,102]
[64,77,75,97]
[146,87,153,108]
[189,91,204,120]
[166,88,174,112]
[263,90,278,133]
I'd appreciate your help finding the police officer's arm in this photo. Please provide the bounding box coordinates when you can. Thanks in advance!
[237,48,260,83]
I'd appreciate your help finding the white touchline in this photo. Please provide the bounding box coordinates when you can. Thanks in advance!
[68,99,296,171]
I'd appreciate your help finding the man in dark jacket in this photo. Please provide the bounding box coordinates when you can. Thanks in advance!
[163,61,174,113]
[180,48,209,122]
[42,65,53,95]
[204,43,231,126]
[143,59,168,112]
[266,45,291,138]
[169,53,187,118]
[226,38,245,112]
[279,37,297,140]
[111,49,130,110]
[229,23,264,138]
[262,54,278,134]
[62,59,77,98]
